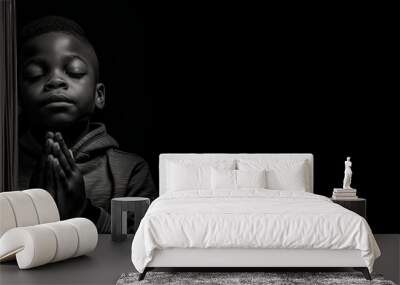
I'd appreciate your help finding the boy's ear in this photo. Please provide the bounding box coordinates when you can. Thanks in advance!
[95,83,105,110]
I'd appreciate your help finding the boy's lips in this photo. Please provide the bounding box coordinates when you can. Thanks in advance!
[42,93,74,106]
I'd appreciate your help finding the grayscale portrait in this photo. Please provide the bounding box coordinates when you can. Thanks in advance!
[15,5,155,234]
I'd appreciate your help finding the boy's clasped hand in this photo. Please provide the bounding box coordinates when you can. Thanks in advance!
[29,131,87,220]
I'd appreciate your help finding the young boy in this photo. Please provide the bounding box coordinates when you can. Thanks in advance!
[18,16,156,233]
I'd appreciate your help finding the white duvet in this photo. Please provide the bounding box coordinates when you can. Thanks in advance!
[131,189,380,273]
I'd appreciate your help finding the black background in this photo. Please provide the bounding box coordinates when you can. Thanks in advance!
[16,2,398,233]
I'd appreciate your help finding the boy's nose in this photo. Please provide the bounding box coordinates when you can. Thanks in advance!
[44,77,68,91]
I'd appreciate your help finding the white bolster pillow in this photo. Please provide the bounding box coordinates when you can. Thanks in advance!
[23,189,60,224]
[0,218,98,269]
[0,196,17,237]
[64,218,98,257]
[0,189,60,237]
[1,191,40,228]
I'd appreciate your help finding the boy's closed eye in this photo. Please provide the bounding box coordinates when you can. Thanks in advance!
[65,58,88,78]
[23,57,89,81]
[23,63,45,80]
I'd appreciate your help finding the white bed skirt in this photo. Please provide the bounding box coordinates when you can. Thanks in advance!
[147,248,366,268]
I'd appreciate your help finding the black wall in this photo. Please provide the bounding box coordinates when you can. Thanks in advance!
[16,2,398,233]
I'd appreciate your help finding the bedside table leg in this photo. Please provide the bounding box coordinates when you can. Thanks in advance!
[111,202,127,242]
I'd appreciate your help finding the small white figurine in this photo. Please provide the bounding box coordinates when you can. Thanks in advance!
[343,156,353,189]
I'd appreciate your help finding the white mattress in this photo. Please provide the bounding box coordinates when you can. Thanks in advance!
[131,190,381,273]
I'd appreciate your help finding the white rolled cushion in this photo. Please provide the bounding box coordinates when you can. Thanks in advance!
[23,189,60,224]
[0,218,97,269]
[42,221,79,262]
[0,189,60,238]
[237,159,308,191]
[65,218,98,257]
[237,169,267,188]
[0,196,17,237]
[166,159,235,192]
[0,226,57,269]
[0,191,39,227]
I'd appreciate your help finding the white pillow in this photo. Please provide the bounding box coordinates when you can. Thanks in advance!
[166,159,235,191]
[211,168,236,189]
[237,169,267,188]
[167,162,210,191]
[237,159,309,191]
[211,168,267,190]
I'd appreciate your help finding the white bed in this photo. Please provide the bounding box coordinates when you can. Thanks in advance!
[131,154,380,280]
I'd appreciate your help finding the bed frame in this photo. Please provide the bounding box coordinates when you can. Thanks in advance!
[139,153,371,280]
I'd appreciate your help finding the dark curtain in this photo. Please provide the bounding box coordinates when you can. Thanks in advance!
[0,0,18,192]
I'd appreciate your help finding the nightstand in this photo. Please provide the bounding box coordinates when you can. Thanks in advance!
[111,197,150,241]
[331,198,367,219]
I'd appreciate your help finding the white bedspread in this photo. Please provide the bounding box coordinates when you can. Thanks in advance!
[131,190,380,273]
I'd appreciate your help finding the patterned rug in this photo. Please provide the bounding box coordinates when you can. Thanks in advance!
[116,271,396,285]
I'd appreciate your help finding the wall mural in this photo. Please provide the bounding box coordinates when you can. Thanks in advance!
[14,3,399,235]
[17,5,155,234]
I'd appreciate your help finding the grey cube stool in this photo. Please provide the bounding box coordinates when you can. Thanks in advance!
[111,197,150,242]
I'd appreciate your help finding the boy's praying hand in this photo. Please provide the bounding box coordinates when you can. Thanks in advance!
[30,131,87,220]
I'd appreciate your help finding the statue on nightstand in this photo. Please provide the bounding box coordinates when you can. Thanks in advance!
[343,157,353,189]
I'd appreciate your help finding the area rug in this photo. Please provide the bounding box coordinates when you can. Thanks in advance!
[116,271,396,285]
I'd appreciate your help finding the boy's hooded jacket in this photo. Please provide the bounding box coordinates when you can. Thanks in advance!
[18,123,156,233]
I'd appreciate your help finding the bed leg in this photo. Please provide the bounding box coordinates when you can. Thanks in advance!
[138,268,147,281]
[354,267,371,280]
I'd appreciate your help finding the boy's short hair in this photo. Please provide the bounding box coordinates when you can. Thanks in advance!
[20,16,99,80]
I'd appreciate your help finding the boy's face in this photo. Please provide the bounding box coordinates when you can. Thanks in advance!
[20,32,104,130]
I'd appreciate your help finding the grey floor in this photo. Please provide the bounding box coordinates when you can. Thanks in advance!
[374,234,400,284]
[0,235,135,285]
[0,234,398,285]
